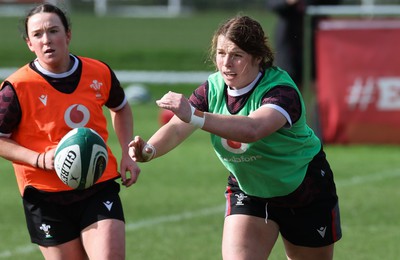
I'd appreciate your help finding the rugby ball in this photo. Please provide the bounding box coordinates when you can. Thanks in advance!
[54,127,108,190]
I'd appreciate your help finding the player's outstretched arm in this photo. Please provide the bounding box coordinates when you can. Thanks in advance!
[129,114,197,163]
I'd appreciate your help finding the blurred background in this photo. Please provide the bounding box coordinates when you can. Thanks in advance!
[2,0,400,144]
[1,0,399,15]
[1,1,400,259]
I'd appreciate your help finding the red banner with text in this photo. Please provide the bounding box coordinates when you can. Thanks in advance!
[316,19,400,144]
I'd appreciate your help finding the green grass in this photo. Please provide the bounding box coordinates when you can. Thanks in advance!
[0,10,277,71]
[0,84,400,259]
[1,10,400,260]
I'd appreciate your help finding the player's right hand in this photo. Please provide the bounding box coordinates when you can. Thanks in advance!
[128,136,156,162]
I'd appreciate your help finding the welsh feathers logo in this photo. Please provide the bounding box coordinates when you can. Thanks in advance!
[221,138,248,154]
[64,104,90,128]
[90,80,103,99]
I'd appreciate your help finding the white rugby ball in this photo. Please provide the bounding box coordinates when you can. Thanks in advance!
[54,127,108,190]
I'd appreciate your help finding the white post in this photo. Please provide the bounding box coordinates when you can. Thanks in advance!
[362,0,375,6]
[94,0,107,16]
[168,0,181,16]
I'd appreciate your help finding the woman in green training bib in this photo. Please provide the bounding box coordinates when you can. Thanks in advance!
[129,15,342,259]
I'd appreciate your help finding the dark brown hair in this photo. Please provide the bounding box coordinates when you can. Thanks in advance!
[21,2,70,39]
[209,15,274,71]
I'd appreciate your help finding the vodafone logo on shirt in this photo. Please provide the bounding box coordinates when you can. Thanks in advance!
[221,138,248,154]
[64,104,90,128]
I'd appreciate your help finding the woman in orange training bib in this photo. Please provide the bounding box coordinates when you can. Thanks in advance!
[0,3,140,259]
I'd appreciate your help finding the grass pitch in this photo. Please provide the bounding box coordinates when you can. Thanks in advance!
[0,84,399,259]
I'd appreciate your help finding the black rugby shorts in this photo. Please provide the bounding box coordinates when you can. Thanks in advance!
[22,180,124,246]
[224,149,342,247]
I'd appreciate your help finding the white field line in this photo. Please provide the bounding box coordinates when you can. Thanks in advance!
[0,68,211,84]
[1,170,399,258]
[335,168,400,187]
[0,205,225,258]
[125,205,224,231]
